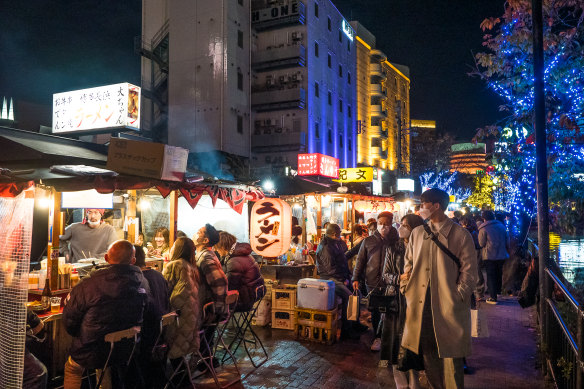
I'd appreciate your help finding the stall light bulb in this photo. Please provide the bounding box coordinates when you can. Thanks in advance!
[262,180,274,192]
[37,197,51,209]
[140,198,151,210]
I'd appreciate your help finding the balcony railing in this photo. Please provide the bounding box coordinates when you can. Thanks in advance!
[252,131,306,153]
[370,64,387,80]
[370,105,387,118]
[252,87,306,112]
[252,44,306,71]
[369,84,386,97]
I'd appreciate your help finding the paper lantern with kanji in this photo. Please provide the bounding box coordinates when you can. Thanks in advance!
[250,198,292,258]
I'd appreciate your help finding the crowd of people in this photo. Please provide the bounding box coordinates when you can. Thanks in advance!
[35,223,265,389]
[314,188,511,389]
[25,189,516,389]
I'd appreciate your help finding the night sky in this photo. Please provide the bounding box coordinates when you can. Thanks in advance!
[1,0,506,140]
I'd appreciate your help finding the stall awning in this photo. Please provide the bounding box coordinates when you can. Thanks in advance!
[0,127,107,164]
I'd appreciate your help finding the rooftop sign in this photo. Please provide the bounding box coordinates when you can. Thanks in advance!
[52,83,140,134]
[297,153,339,178]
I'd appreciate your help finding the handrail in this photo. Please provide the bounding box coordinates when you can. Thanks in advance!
[546,267,581,311]
[546,297,579,355]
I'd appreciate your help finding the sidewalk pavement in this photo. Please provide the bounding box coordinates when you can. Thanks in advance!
[194,296,545,388]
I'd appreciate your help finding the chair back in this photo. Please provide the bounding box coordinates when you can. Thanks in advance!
[255,285,266,301]
[104,326,141,344]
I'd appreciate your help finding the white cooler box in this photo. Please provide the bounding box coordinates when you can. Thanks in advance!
[297,278,336,310]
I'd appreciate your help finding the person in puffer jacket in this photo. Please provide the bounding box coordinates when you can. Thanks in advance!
[62,240,148,389]
[215,231,265,312]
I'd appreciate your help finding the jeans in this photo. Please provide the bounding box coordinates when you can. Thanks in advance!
[366,285,382,338]
[484,260,505,300]
[329,279,352,332]
[475,256,485,298]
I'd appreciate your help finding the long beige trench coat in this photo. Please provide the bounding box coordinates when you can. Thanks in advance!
[400,218,477,358]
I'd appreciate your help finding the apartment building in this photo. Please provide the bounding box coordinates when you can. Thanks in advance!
[250,0,357,174]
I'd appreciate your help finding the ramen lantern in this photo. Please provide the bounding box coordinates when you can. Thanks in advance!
[250,198,292,258]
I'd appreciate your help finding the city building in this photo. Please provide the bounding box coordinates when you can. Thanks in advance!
[351,22,410,177]
[250,0,357,174]
[139,0,252,161]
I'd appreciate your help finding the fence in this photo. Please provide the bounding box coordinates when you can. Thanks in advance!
[531,238,584,388]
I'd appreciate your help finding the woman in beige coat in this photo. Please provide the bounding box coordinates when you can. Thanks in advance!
[162,237,202,360]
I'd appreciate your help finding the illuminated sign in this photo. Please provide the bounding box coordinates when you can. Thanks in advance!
[334,167,373,183]
[297,153,339,178]
[397,178,415,192]
[251,0,300,23]
[61,189,113,209]
[250,199,292,258]
[342,20,355,41]
[52,83,140,134]
[372,168,383,195]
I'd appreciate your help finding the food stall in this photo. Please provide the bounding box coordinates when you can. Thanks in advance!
[0,128,264,386]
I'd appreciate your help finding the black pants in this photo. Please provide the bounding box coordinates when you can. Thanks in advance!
[485,260,505,300]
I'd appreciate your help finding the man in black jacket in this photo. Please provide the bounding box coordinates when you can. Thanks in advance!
[63,240,148,389]
[352,211,399,351]
[316,223,354,338]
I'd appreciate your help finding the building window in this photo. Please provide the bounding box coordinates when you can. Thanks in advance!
[338,30,342,42]
[338,65,342,77]
[238,0,243,5]
[348,105,352,118]
[348,72,351,84]
[314,2,319,17]
[327,17,331,31]
[315,122,320,138]
[328,91,332,105]
[237,115,243,134]
[327,54,331,68]
[237,71,243,90]
[314,82,319,97]
[328,129,332,144]
[339,99,343,112]
[347,40,350,52]
[339,135,344,148]
[348,139,352,151]
[237,30,243,48]
[314,42,319,57]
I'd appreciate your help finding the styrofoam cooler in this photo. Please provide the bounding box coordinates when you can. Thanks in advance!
[296,278,336,310]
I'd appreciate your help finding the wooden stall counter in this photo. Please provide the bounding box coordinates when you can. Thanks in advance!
[259,264,316,285]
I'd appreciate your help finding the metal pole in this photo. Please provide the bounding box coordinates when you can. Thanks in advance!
[532,0,551,363]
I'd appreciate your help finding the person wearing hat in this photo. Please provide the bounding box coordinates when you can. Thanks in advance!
[60,208,118,263]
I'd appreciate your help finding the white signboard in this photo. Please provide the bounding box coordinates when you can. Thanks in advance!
[61,190,114,209]
[342,20,355,41]
[52,83,140,134]
[397,178,415,192]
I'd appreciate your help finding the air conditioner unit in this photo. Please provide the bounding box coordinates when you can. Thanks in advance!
[266,78,274,87]
[279,75,286,83]
[291,32,298,40]
[296,74,303,81]
[254,120,262,127]
[291,74,297,81]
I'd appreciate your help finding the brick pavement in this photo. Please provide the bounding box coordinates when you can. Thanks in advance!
[194,296,545,388]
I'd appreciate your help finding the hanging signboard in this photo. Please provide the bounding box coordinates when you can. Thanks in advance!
[333,167,374,183]
[250,198,292,258]
[52,82,140,134]
[297,153,339,178]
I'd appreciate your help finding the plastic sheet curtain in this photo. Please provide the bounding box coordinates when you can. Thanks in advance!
[0,189,34,388]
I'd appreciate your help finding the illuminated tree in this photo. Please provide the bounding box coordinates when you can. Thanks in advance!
[466,173,495,209]
[419,171,471,201]
[473,0,584,216]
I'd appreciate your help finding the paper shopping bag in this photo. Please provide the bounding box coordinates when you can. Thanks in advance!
[347,293,360,321]
[471,308,489,338]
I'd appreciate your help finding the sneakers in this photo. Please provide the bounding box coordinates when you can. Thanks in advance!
[371,338,381,351]
[486,298,498,305]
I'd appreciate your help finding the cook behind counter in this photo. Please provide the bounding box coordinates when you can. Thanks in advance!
[59,222,117,263]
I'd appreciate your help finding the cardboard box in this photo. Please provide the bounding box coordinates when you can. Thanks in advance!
[107,138,188,181]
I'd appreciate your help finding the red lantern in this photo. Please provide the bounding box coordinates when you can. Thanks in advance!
[250,198,292,258]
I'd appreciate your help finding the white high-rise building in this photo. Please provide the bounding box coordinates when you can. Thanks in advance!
[139,0,252,158]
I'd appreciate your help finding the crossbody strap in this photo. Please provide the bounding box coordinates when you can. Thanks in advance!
[422,223,461,269]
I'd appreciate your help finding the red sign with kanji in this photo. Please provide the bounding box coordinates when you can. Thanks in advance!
[297,153,339,178]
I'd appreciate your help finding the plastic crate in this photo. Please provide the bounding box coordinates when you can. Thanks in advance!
[271,309,297,330]
[294,306,341,345]
[272,284,297,310]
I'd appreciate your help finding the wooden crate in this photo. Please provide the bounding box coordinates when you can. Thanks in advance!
[271,284,297,310]
[271,308,297,330]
